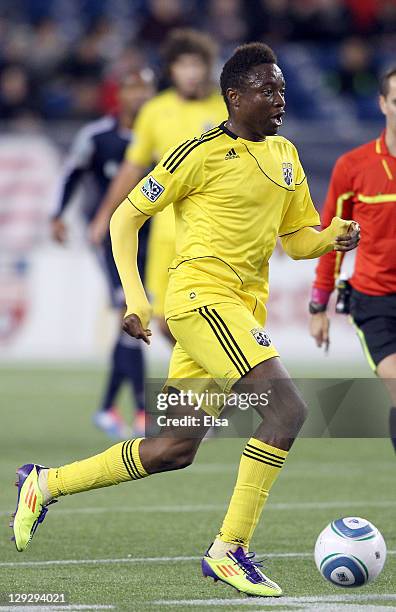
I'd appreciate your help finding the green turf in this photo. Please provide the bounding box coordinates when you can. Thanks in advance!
[0,365,395,611]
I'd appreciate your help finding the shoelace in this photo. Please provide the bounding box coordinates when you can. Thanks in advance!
[229,551,265,583]
[31,499,58,536]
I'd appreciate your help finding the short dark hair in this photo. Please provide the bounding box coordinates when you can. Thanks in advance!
[220,42,277,109]
[379,66,396,97]
[162,28,217,69]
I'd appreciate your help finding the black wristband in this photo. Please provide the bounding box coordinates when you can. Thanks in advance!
[309,301,327,314]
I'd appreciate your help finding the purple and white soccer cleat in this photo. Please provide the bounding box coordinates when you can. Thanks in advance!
[10,463,56,552]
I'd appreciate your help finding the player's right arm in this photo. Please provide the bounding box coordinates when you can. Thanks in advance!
[110,200,152,343]
[309,155,355,350]
[51,126,95,243]
[110,140,203,343]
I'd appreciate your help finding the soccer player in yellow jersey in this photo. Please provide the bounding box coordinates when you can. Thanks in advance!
[12,43,360,597]
[89,28,226,339]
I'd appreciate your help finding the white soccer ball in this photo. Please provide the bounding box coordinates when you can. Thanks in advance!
[314,517,387,587]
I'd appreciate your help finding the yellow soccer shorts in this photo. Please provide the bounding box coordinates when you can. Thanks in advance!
[166,301,279,418]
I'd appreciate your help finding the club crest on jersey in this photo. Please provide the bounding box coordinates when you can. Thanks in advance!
[251,328,271,347]
[282,162,293,186]
[141,176,164,202]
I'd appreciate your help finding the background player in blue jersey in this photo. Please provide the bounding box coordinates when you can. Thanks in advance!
[51,71,155,438]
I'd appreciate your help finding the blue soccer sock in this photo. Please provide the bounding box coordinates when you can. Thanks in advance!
[101,331,145,413]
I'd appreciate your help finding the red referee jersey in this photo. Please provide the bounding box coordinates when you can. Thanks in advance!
[313,131,396,296]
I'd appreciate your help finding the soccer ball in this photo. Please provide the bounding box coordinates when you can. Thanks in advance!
[314,517,387,587]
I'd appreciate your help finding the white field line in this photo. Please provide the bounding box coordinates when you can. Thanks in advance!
[152,594,396,607]
[1,499,395,518]
[286,606,395,611]
[0,500,396,517]
[0,551,395,568]
[2,463,393,479]
[0,556,199,568]
[189,463,394,476]
[0,607,114,611]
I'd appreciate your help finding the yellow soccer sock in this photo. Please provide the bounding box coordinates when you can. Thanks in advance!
[218,438,288,548]
[47,438,147,497]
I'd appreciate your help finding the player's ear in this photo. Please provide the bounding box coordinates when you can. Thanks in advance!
[227,88,240,109]
[378,94,387,116]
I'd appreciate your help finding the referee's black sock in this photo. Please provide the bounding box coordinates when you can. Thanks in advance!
[389,407,396,453]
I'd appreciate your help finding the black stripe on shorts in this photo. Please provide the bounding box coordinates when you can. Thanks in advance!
[211,308,251,372]
[197,306,249,377]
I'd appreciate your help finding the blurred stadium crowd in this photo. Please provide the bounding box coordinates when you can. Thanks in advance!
[1,0,395,124]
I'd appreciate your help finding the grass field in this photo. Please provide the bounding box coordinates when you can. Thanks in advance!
[0,365,395,611]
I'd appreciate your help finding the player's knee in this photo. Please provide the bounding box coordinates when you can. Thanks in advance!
[294,396,309,428]
[157,439,196,471]
[282,394,308,435]
[172,451,195,470]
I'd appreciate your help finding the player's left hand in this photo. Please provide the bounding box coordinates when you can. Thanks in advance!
[123,313,152,345]
[88,213,110,246]
[334,221,360,252]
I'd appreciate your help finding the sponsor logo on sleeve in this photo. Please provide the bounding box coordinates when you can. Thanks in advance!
[250,328,272,347]
[141,176,164,202]
[282,162,293,186]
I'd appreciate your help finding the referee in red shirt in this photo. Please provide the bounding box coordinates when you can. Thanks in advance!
[309,67,396,451]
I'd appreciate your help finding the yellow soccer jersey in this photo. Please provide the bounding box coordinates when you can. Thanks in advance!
[127,122,320,324]
[126,88,226,316]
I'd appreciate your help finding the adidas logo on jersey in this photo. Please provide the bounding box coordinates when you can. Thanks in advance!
[225,148,239,160]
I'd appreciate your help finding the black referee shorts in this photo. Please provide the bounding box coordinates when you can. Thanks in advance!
[350,288,396,370]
